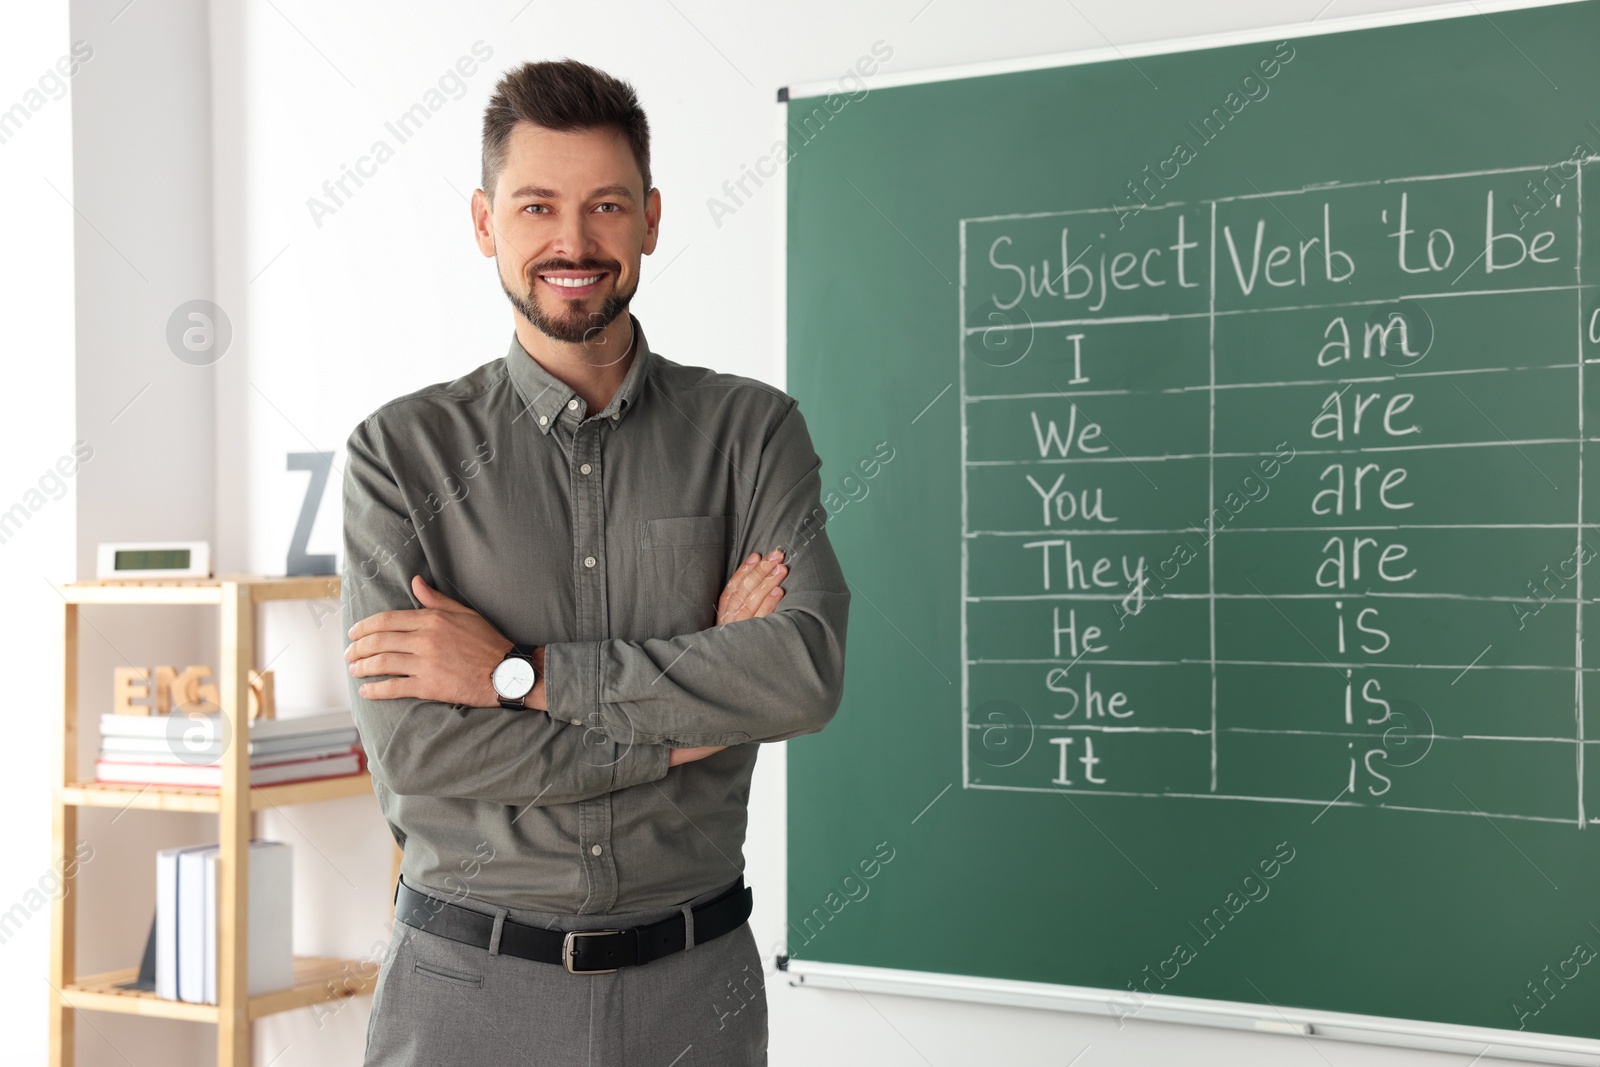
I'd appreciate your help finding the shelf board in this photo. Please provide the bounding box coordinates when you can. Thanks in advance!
[61,772,374,813]
[61,574,340,605]
[61,955,377,1022]
[248,956,378,1019]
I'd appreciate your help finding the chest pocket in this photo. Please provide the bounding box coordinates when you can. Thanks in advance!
[640,515,731,633]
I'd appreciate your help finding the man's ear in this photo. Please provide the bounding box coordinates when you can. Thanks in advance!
[642,187,661,256]
[471,188,497,258]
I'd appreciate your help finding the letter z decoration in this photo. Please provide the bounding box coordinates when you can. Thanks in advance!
[287,451,336,577]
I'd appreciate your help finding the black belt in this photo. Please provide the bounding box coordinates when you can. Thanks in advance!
[393,875,752,974]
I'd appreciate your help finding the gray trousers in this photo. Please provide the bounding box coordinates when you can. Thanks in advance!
[364,876,768,1066]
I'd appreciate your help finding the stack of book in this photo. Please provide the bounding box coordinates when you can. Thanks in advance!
[95,708,364,788]
[156,840,293,1003]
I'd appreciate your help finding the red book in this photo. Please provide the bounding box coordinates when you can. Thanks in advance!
[95,749,365,788]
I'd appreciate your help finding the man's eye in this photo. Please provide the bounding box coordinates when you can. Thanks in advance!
[595,203,621,213]
[524,204,548,214]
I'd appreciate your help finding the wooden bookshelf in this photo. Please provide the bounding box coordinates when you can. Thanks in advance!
[50,575,384,1067]
[62,956,371,1023]
[60,773,376,814]
[59,573,340,605]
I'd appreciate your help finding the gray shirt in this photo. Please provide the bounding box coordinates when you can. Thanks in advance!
[340,314,850,913]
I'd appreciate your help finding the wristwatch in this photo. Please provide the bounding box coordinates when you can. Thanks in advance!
[491,643,538,710]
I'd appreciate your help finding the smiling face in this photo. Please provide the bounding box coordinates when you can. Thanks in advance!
[474,121,660,347]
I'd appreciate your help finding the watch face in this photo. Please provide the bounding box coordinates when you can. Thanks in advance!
[492,655,537,698]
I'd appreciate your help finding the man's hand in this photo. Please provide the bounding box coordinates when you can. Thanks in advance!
[718,549,788,623]
[345,575,513,707]
[668,744,729,767]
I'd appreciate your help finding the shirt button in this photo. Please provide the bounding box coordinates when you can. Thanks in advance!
[584,556,596,568]
[568,399,579,411]
[579,463,592,475]
[538,415,549,426]
[590,844,603,857]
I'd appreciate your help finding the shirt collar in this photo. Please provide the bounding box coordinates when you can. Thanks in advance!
[504,313,654,435]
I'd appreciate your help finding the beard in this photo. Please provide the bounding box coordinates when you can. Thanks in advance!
[500,258,637,346]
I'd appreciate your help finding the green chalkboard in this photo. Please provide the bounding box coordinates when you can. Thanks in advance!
[785,0,1600,1047]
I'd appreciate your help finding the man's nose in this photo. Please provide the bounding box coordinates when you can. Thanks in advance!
[550,210,597,263]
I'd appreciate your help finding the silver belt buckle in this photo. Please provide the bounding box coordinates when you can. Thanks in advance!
[562,929,621,974]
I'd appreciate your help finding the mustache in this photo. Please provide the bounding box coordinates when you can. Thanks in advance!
[530,260,617,277]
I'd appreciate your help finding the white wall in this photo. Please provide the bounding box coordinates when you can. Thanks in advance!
[0,5,83,1065]
[42,0,1548,1063]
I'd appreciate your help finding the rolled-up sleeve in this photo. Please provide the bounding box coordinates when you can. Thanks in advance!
[543,398,851,747]
[342,416,670,805]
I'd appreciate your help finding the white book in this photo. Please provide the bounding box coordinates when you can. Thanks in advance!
[202,852,216,1006]
[101,708,353,740]
[176,847,216,1003]
[155,844,212,1001]
[203,841,294,1004]
[99,730,360,759]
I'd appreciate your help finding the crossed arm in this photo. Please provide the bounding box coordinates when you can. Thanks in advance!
[340,398,850,807]
[346,554,793,768]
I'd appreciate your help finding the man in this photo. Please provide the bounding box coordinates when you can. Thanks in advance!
[339,59,850,1066]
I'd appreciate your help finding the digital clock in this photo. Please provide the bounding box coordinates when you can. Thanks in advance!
[96,541,211,580]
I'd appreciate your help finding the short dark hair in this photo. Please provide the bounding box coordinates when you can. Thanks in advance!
[480,59,652,203]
